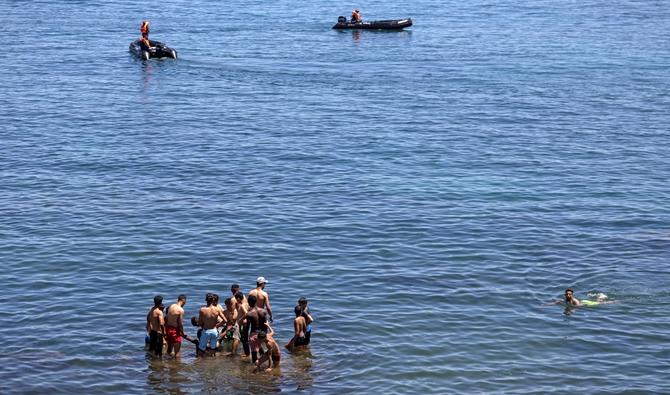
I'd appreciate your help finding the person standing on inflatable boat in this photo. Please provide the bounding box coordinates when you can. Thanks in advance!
[139,21,153,51]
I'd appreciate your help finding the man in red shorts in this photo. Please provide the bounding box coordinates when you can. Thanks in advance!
[165,295,187,358]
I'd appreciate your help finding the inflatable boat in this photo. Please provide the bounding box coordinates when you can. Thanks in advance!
[332,17,412,30]
[129,39,177,60]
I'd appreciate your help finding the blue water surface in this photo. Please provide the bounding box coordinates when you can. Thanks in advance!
[1,0,669,393]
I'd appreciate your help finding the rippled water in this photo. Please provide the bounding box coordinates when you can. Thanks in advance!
[1,0,670,393]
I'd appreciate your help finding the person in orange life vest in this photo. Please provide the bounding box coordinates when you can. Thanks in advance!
[139,21,153,51]
[351,9,362,23]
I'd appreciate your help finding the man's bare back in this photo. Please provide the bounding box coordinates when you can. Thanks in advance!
[199,306,220,330]
[249,279,273,321]
[166,304,184,328]
[149,308,165,333]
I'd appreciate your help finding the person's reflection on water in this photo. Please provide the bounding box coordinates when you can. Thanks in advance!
[352,29,361,43]
[146,358,191,395]
[141,61,153,98]
[291,349,314,392]
[192,355,282,394]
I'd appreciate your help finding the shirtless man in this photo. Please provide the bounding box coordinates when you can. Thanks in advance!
[254,330,281,372]
[231,284,248,309]
[285,305,307,352]
[198,293,224,356]
[298,297,314,346]
[220,298,240,356]
[564,288,581,306]
[165,295,186,358]
[234,291,250,359]
[245,294,269,363]
[146,295,165,357]
[211,293,225,347]
[562,288,614,306]
[248,277,273,323]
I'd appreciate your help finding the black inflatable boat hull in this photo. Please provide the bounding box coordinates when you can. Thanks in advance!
[129,40,178,60]
[332,18,412,30]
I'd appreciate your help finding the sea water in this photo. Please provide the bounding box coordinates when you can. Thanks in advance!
[1,0,669,393]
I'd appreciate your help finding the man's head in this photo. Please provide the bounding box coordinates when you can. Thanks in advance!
[298,297,308,306]
[213,294,220,305]
[224,297,233,309]
[178,294,187,306]
[231,283,241,294]
[247,294,257,308]
[294,305,304,317]
[565,288,574,301]
[234,291,244,303]
[153,295,163,307]
[256,277,268,289]
[257,330,268,342]
[205,293,214,305]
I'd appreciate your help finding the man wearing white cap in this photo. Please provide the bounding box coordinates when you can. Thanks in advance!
[249,276,273,323]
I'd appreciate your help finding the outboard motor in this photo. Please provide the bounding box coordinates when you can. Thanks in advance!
[337,16,347,23]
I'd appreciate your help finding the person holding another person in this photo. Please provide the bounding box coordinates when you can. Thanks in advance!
[165,294,187,358]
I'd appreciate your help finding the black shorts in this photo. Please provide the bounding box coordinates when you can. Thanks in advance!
[303,330,311,345]
[149,330,163,356]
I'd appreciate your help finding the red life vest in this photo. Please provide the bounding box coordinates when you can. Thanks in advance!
[140,21,150,35]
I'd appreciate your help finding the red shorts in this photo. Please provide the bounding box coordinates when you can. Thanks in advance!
[165,325,182,344]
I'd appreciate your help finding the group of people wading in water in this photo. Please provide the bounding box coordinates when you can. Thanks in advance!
[145,277,313,373]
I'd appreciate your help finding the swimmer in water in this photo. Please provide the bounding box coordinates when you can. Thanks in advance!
[556,288,616,307]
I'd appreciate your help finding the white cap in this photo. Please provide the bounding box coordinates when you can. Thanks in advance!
[256,276,269,284]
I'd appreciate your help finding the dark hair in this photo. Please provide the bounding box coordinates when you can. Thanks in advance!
[213,293,219,302]
[298,297,308,304]
[191,316,198,326]
[234,291,244,300]
[206,293,214,304]
[565,288,574,294]
[247,294,257,307]
[224,297,232,306]
[153,295,163,306]
[257,330,267,339]
[178,294,187,302]
[231,284,240,291]
[294,305,304,317]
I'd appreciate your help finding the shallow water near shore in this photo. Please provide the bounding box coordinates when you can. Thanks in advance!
[1,0,670,393]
